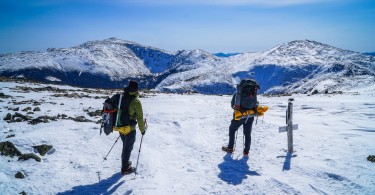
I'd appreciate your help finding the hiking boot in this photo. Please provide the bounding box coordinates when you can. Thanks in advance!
[121,162,135,175]
[222,146,234,153]
[243,149,249,156]
[121,161,133,173]
[121,166,135,175]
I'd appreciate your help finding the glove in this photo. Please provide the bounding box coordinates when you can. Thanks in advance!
[141,130,146,135]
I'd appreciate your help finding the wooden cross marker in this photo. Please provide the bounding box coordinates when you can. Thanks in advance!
[279,98,298,153]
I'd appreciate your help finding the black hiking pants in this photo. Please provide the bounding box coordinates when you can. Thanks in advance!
[120,130,136,170]
[228,117,255,152]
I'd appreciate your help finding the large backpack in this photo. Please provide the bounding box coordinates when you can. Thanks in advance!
[232,79,260,110]
[100,92,136,135]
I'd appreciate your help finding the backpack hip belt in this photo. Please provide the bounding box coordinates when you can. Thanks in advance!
[113,126,132,135]
[233,109,256,120]
[233,105,270,120]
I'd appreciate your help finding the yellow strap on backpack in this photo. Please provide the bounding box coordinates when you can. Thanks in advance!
[233,105,269,120]
[113,126,131,135]
[233,110,255,120]
[256,105,269,116]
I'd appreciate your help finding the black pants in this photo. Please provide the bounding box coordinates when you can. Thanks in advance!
[120,130,136,169]
[228,117,254,152]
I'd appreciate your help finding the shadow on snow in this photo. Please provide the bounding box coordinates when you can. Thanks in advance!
[57,172,126,195]
[218,153,260,185]
[277,151,297,171]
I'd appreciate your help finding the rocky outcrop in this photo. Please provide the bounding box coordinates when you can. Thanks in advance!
[33,145,53,156]
[0,141,22,157]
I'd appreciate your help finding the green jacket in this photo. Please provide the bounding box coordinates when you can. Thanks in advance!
[128,91,145,133]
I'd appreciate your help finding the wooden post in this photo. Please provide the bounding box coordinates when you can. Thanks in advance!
[279,98,298,153]
[287,100,293,153]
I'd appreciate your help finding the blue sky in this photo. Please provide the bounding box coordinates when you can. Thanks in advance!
[0,0,374,54]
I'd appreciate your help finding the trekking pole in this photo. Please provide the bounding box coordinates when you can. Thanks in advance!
[135,119,148,176]
[99,123,103,135]
[103,135,121,161]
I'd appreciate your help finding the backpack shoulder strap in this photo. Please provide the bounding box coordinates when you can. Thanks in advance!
[115,93,123,126]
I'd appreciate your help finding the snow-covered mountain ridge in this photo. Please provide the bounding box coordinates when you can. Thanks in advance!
[228,40,375,94]
[0,38,374,94]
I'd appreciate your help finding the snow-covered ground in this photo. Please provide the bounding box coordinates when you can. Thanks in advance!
[1,80,375,194]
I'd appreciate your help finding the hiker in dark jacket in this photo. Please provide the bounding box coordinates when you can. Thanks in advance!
[107,80,145,174]
[222,79,260,156]
[224,94,256,156]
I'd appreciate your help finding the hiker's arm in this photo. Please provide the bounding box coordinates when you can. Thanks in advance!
[130,99,145,133]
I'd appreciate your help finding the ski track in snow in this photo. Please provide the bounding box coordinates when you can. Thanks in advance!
[0,81,375,194]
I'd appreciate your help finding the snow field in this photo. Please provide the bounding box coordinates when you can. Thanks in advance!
[0,81,375,194]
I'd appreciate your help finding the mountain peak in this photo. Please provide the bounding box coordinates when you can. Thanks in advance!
[78,37,132,48]
[276,39,334,51]
[265,39,356,58]
[176,49,212,56]
[287,39,325,45]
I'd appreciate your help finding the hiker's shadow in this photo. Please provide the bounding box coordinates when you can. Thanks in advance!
[57,172,125,195]
[218,153,260,185]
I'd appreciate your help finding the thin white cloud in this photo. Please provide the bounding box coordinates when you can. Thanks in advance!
[120,0,335,6]
[10,0,340,7]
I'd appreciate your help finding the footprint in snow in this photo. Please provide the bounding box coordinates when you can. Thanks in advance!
[173,121,181,128]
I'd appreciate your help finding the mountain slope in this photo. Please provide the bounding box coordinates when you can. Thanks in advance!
[1,39,374,94]
[0,38,175,88]
[227,40,375,94]
[155,49,234,94]
[1,38,151,78]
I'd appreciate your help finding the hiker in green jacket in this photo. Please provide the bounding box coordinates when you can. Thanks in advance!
[107,80,145,174]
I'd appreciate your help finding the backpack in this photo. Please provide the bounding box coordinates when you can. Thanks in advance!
[100,92,136,135]
[232,79,260,110]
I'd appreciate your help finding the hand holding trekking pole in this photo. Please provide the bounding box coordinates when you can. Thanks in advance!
[141,118,148,135]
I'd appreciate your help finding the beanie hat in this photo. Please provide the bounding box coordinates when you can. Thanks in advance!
[125,80,139,92]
